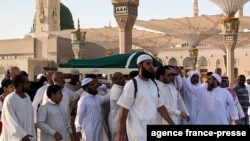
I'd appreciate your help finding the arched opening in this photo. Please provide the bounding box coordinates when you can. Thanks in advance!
[215,68,222,76]
[168,57,177,66]
[198,56,208,83]
[183,57,192,77]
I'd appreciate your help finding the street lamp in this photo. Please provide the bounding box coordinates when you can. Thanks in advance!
[221,16,239,83]
[210,0,248,84]
[106,50,114,56]
[71,19,86,59]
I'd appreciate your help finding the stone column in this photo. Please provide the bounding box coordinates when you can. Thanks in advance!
[112,0,139,53]
[224,40,237,84]
[72,45,80,59]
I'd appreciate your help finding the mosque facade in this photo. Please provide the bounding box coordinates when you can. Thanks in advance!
[157,45,250,83]
[0,0,250,84]
[0,0,107,80]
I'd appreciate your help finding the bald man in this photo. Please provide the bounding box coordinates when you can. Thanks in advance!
[108,72,126,141]
[10,66,20,80]
[32,71,54,124]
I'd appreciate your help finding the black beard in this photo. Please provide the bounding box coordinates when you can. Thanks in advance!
[207,86,212,91]
[24,89,29,94]
[207,83,215,91]
[141,66,155,79]
[88,89,98,95]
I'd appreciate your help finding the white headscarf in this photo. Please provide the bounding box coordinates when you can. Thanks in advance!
[187,70,201,86]
[211,73,222,84]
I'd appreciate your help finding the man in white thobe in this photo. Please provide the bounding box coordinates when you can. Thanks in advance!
[180,70,202,124]
[84,74,110,141]
[75,78,110,141]
[42,71,83,121]
[155,66,189,124]
[32,71,54,124]
[0,74,36,141]
[64,68,81,139]
[108,72,125,141]
[116,54,174,141]
[196,73,240,125]
[37,85,72,141]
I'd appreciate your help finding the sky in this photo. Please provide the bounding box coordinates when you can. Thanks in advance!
[0,0,249,39]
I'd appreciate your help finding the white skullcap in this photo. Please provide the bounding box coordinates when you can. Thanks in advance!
[81,78,93,86]
[37,73,45,80]
[211,73,222,84]
[70,68,80,75]
[137,54,152,65]
[99,83,107,91]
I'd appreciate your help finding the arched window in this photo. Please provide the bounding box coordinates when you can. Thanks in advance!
[215,68,222,76]
[198,56,208,66]
[168,58,177,66]
[183,57,191,68]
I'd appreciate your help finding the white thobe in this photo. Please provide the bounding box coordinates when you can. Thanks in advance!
[42,86,83,120]
[180,76,201,124]
[196,87,239,124]
[224,87,245,124]
[37,100,72,141]
[230,97,245,124]
[0,93,36,141]
[32,83,50,123]
[117,76,163,141]
[108,84,124,141]
[75,92,110,141]
[0,95,5,112]
[156,80,189,124]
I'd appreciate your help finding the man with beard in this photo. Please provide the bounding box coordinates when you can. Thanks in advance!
[85,73,110,141]
[75,78,110,141]
[195,73,240,125]
[116,54,175,141]
[0,74,36,141]
[155,66,189,125]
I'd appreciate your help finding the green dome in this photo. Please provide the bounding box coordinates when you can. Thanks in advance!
[60,3,74,30]
[31,3,74,32]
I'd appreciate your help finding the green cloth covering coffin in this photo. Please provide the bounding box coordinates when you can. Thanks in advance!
[59,52,162,68]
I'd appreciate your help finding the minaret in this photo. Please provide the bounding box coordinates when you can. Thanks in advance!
[35,0,60,33]
[112,0,139,53]
[193,0,199,17]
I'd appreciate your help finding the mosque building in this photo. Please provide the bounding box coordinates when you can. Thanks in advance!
[0,0,250,84]
[0,0,107,80]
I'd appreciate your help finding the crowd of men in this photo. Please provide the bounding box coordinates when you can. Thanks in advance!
[0,53,249,141]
